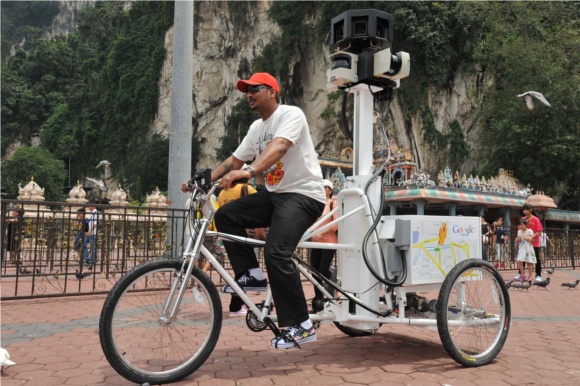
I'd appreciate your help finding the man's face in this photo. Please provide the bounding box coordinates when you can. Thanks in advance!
[246,85,274,111]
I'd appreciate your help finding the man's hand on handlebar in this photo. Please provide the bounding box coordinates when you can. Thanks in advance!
[181,169,251,193]
[181,180,193,193]
[218,169,251,191]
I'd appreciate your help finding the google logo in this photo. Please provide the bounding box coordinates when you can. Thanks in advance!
[452,225,476,236]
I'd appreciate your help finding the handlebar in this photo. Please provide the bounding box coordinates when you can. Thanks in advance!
[186,167,248,192]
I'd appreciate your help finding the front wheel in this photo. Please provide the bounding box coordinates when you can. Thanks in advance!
[99,259,222,384]
[437,259,511,367]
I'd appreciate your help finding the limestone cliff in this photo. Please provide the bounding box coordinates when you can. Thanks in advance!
[152,1,487,174]
[45,0,96,39]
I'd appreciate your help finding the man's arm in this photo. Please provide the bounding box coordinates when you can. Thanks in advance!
[216,137,293,191]
[210,155,245,181]
[250,137,292,176]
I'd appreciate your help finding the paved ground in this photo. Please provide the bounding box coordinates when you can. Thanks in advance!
[2,268,580,386]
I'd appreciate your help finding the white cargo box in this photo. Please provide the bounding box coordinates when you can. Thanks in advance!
[379,215,481,285]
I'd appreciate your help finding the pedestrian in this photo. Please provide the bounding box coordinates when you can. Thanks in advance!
[539,231,552,261]
[493,218,508,268]
[515,218,536,281]
[515,203,543,281]
[5,209,22,262]
[184,72,325,349]
[85,203,99,269]
[74,208,89,261]
[481,217,491,261]
[310,179,338,312]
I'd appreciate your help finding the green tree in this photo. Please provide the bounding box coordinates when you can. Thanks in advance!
[217,99,255,161]
[473,2,580,208]
[446,120,470,172]
[1,1,60,60]
[1,146,67,201]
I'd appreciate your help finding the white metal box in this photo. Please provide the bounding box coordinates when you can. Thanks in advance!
[379,215,481,285]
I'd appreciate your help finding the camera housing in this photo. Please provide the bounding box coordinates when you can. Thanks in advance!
[326,52,358,91]
[374,48,410,81]
[327,9,410,90]
[331,9,393,54]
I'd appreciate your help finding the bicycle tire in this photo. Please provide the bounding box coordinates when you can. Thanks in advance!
[436,259,511,367]
[99,259,222,384]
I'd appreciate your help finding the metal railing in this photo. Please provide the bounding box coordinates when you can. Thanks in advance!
[484,226,579,270]
[2,199,577,299]
[0,199,243,299]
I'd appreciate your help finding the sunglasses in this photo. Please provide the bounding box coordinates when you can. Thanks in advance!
[246,85,271,94]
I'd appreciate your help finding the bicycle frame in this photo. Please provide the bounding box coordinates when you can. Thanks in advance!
[167,180,499,332]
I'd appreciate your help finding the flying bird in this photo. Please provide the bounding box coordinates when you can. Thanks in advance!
[96,160,111,168]
[0,347,15,371]
[516,91,551,110]
[85,177,107,192]
[533,277,551,289]
[561,279,579,289]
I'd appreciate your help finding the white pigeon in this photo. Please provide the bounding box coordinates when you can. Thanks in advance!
[85,177,107,191]
[96,160,111,168]
[516,91,551,110]
[0,347,15,371]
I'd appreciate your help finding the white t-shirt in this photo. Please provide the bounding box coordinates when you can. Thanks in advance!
[234,105,326,204]
[540,232,549,247]
[88,208,98,235]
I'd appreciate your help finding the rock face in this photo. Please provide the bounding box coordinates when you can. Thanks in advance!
[152,1,488,174]
[151,1,280,167]
[46,1,96,39]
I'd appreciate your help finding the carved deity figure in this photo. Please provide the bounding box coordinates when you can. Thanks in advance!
[437,171,445,187]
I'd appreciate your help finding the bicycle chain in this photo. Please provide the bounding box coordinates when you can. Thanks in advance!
[246,301,274,332]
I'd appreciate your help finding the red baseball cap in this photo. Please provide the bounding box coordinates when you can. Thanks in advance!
[237,72,280,93]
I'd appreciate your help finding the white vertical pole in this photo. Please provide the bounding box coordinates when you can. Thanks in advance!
[167,0,193,256]
[351,84,375,177]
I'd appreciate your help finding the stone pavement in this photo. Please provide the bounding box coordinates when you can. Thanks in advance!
[2,268,580,386]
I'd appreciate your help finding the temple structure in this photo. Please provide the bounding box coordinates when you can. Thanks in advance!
[317,144,573,229]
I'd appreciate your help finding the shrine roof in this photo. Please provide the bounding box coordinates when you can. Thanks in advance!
[384,187,526,208]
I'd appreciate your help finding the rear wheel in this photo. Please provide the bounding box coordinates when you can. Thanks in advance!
[99,259,222,384]
[437,259,510,367]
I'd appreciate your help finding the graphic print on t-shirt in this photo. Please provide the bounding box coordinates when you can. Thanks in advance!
[266,161,285,186]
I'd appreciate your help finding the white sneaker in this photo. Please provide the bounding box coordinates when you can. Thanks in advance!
[535,276,542,282]
[513,273,522,280]
[228,306,247,318]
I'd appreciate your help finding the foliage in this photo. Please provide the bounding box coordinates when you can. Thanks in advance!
[123,134,170,200]
[420,113,469,172]
[473,2,580,208]
[1,146,67,202]
[420,108,446,151]
[446,120,470,172]
[217,99,255,162]
[1,1,60,60]
[1,1,174,200]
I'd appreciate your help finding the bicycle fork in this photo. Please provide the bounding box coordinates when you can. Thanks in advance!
[160,219,210,323]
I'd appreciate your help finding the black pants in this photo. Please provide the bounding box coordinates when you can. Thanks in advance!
[310,248,335,299]
[214,189,324,327]
[534,246,542,276]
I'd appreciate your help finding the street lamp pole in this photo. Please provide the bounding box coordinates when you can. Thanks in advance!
[167,0,193,257]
